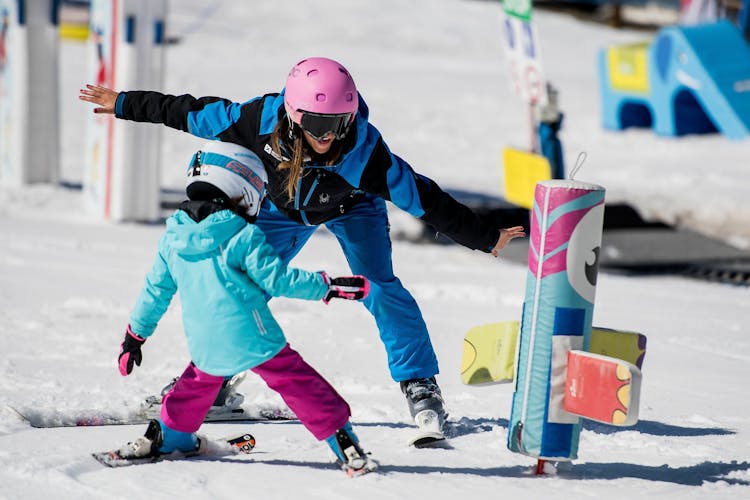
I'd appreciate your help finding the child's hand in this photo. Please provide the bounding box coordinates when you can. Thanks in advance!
[321,273,370,304]
[79,84,119,114]
[118,325,146,376]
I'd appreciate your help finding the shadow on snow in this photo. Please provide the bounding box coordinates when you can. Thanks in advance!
[236,457,750,485]
[225,418,747,485]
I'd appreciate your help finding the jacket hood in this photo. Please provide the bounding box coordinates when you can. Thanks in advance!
[164,209,246,256]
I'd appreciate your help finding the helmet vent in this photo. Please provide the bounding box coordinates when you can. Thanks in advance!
[315,93,327,102]
[307,69,319,77]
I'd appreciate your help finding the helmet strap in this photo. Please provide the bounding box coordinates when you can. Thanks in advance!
[286,115,299,141]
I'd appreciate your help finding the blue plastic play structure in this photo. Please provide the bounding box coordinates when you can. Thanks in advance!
[599,19,750,140]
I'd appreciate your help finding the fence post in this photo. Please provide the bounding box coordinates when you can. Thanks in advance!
[83,0,166,222]
[0,0,60,186]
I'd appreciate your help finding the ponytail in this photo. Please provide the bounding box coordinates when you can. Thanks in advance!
[271,119,304,202]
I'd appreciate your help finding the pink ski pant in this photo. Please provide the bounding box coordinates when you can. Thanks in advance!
[161,343,351,440]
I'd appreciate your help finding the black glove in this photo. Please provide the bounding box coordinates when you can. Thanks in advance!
[118,325,146,376]
[321,273,370,304]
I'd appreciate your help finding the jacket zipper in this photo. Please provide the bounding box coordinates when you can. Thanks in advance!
[295,171,321,226]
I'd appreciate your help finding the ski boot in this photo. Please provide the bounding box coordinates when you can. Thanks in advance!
[141,373,247,421]
[158,372,246,408]
[211,372,246,409]
[116,419,163,460]
[325,423,378,477]
[118,420,201,460]
[400,376,447,447]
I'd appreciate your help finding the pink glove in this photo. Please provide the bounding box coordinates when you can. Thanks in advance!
[321,272,370,304]
[118,325,146,376]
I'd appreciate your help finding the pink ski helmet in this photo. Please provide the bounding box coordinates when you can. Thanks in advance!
[283,57,358,141]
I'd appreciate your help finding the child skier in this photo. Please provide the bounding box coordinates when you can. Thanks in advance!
[115,141,376,476]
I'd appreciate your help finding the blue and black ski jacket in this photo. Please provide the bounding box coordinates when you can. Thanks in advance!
[115,89,501,251]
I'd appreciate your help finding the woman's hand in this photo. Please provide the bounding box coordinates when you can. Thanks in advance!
[491,226,526,257]
[79,84,119,114]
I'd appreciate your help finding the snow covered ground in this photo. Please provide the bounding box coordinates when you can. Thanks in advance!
[1,0,749,498]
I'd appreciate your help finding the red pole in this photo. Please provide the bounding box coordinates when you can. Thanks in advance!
[104,0,119,219]
[535,459,546,475]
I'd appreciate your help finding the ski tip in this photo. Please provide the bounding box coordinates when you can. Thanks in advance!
[91,450,153,468]
[227,433,256,454]
[343,457,379,477]
[91,451,118,467]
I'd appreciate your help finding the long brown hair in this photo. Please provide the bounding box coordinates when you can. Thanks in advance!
[270,117,345,202]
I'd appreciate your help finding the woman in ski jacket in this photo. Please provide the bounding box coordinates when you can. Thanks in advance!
[116,142,376,474]
[81,57,525,429]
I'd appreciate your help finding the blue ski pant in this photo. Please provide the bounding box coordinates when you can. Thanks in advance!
[256,195,439,382]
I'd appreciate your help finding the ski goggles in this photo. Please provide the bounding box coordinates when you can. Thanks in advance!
[299,111,353,141]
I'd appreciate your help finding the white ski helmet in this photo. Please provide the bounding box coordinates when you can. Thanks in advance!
[186,141,268,218]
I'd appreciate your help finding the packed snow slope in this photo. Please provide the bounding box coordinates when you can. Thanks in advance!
[1,1,748,499]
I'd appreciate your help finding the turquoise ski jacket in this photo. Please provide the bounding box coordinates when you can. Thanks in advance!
[129,208,328,376]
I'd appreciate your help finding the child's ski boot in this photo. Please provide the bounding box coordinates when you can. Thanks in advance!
[119,419,201,460]
[117,419,164,460]
[210,372,247,408]
[326,423,378,477]
[142,373,247,421]
[159,372,246,409]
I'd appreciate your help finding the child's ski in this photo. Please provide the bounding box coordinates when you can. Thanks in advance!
[92,432,256,468]
[139,395,295,423]
[11,404,293,428]
[139,372,295,424]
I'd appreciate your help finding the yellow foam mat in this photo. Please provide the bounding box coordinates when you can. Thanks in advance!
[461,321,647,385]
[502,148,552,210]
[461,321,519,385]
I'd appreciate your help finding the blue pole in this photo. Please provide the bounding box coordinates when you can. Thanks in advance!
[740,0,750,41]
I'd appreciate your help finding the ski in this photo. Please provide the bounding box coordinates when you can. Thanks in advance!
[13,372,295,429]
[92,432,256,468]
[408,431,446,448]
[341,456,379,477]
[11,404,294,428]
[138,372,295,424]
[139,394,295,423]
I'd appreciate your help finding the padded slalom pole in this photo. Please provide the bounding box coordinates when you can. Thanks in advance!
[507,179,605,463]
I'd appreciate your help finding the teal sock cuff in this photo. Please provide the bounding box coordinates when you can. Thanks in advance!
[158,420,198,453]
[325,422,357,462]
